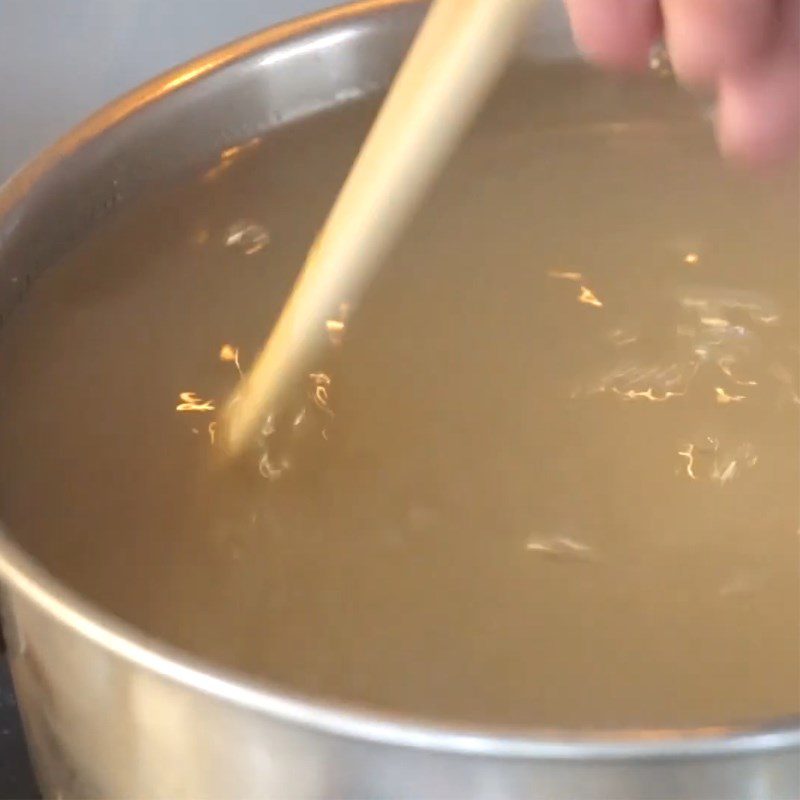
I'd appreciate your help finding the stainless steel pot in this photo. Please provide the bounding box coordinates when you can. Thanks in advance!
[0,2,797,798]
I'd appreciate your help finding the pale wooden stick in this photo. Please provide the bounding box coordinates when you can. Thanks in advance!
[223,0,539,456]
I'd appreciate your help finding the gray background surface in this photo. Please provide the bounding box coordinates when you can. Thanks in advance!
[0,0,330,181]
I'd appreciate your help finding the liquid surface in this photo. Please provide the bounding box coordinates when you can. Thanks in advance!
[1,65,798,730]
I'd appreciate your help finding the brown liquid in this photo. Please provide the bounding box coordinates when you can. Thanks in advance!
[0,65,798,729]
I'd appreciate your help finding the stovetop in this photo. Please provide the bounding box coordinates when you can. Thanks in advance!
[0,658,39,800]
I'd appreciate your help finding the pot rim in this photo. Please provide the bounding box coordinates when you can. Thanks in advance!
[0,0,797,761]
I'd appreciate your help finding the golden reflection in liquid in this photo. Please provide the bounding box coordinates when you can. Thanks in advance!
[612,386,683,402]
[325,318,346,346]
[711,447,758,486]
[718,356,758,387]
[578,285,603,308]
[547,269,603,308]
[684,252,700,265]
[309,372,334,417]
[547,269,583,281]
[677,437,758,485]
[220,344,243,378]
[677,288,781,330]
[525,536,593,560]
[258,450,288,481]
[224,221,270,256]
[714,459,739,485]
[715,387,746,405]
[260,413,276,439]
[176,392,215,412]
[256,410,288,482]
[325,302,352,346]
[678,443,698,480]
[582,359,699,403]
[700,316,730,329]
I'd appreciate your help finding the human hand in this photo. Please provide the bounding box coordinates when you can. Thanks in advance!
[564,0,799,166]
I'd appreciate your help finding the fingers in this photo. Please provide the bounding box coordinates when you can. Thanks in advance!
[565,0,798,166]
[565,0,662,70]
[661,0,781,87]
[716,0,800,165]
